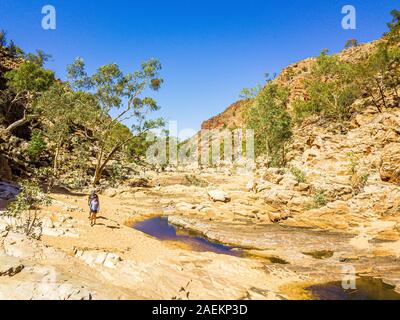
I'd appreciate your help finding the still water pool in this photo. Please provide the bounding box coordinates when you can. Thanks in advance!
[308,277,400,300]
[133,217,241,256]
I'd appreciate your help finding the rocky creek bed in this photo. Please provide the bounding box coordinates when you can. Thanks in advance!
[1,170,400,300]
[145,214,400,298]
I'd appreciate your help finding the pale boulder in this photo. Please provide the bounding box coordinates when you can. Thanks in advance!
[75,249,122,269]
[246,181,256,192]
[207,189,231,203]
[268,212,282,223]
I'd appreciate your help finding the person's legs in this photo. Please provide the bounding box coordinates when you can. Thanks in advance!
[92,212,97,226]
[89,210,94,226]
[90,210,97,227]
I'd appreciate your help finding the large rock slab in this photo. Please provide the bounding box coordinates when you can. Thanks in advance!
[0,254,24,276]
[3,232,67,260]
[0,265,93,300]
[74,249,122,269]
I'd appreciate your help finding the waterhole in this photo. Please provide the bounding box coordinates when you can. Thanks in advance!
[133,217,242,256]
[308,277,400,300]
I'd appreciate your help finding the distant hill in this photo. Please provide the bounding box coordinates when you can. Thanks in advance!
[200,40,380,130]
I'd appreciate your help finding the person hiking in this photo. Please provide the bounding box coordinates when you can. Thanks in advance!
[88,190,100,227]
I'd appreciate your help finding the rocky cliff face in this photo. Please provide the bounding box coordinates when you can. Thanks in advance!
[201,100,247,130]
[194,37,400,239]
[0,47,22,79]
[201,41,380,130]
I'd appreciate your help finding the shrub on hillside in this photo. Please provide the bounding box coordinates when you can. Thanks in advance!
[290,167,307,183]
[293,50,360,124]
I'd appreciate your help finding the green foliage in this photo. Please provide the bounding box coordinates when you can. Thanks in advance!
[386,9,400,43]
[63,135,93,187]
[346,151,369,194]
[313,189,328,208]
[64,172,89,190]
[27,131,46,163]
[67,57,165,185]
[0,29,7,47]
[5,181,52,215]
[284,67,297,82]
[2,44,166,187]
[354,43,400,112]
[0,30,24,57]
[1,52,56,134]
[6,40,24,57]
[32,167,56,191]
[25,50,52,67]
[290,167,307,183]
[245,83,292,167]
[5,61,55,95]
[3,180,52,239]
[292,99,321,124]
[293,50,360,123]
[346,151,359,174]
[240,85,262,99]
[344,39,359,49]
[34,83,98,176]
[389,9,400,27]
[109,163,124,187]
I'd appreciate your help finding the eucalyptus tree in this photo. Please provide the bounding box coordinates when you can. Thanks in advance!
[354,44,400,112]
[3,60,54,133]
[387,9,400,42]
[344,39,359,49]
[67,58,164,185]
[293,50,360,122]
[245,83,292,167]
[34,83,97,177]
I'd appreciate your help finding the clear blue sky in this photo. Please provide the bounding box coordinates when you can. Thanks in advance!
[0,0,397,132]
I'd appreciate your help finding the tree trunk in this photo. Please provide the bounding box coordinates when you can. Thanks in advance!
[366,86,382,113]
[92,137,134,186]
[53,143,61,177]
[93,170,101,186]
[375,78,388,110]
[5,115,31,132]
[281,143,288,166]
[93,147,104,186]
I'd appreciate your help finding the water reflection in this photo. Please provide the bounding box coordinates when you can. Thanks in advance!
[133,217,241,256]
